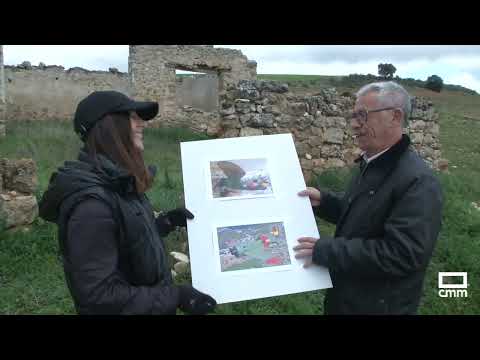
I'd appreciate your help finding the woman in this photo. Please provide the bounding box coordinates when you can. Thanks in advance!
[39,90,216,315]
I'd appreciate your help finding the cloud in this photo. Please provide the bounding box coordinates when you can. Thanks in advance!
[441,55,480,70]
[254,60,379,76]
[218,45,480,64]
[444,72,480,93]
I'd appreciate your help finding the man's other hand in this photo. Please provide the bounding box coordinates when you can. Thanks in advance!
[298,187,322,207]
[293,237,319,268]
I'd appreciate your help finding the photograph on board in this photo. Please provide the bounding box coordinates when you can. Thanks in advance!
[210,158,273,199]
[217,222,291,272]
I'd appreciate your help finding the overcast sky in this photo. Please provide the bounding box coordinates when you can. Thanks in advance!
[3,45,480,93]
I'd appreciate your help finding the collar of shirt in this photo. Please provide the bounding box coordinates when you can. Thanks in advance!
[361,146,391,164]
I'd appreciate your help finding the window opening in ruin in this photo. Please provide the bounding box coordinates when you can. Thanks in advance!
[175,69,219,112]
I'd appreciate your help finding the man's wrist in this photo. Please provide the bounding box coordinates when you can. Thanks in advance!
[311,236,332,266]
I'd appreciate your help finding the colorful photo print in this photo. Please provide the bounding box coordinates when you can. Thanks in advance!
[210,158,273,199]
[217,222,291,272]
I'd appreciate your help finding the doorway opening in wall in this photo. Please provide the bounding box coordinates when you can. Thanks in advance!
[175,68,219,112]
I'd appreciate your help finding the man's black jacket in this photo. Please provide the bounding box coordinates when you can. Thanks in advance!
[39,150,180,314]
[313,135,443,314]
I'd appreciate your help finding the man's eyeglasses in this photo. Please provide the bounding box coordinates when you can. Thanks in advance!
[349,107,397,124]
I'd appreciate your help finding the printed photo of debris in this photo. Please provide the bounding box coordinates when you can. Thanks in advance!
[210,158,273,199]
[217,222,291,272]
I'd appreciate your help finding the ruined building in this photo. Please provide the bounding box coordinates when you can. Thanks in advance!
[128,46,443,181]
[129,45,257,116]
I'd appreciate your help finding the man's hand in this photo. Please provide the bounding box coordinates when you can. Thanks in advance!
[298,187,322,207]
[293,237,319,268]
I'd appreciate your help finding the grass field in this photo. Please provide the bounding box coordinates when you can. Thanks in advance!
[0,76,479,315]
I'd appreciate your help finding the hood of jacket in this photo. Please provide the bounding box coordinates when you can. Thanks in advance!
[39,149,139,223]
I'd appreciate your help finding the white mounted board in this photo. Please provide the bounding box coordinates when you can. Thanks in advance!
[180,133,332,304]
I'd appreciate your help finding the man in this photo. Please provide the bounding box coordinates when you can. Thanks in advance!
[293,81,443,315]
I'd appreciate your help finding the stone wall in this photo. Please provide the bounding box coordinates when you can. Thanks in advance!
[0,45,5,136]
[408,97,442,168]
[129,45,257,118]
[0,158,39,229]
[2,45,248,123]
[219,81,356,182]
[4,63,129,121]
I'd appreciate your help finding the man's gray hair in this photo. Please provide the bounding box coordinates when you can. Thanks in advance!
[356,81,412,127]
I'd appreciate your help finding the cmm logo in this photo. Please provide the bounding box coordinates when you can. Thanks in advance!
[438,272,468,298]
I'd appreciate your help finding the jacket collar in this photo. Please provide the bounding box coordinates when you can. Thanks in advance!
[77,149,137,195]
[354,134,411,171]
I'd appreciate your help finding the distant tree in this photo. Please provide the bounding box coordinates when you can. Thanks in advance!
[425,75,444,92]
[378,63,397,79]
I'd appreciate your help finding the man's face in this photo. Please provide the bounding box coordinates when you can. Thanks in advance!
[350,92,399,156]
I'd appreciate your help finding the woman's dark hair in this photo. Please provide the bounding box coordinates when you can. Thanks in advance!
[86,112,153,193]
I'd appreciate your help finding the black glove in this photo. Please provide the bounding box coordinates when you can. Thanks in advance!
[166,207,194,228]
[178,285,217,315]
[156,207,194,236]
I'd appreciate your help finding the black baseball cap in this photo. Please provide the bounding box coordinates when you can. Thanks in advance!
[73,90,159,141]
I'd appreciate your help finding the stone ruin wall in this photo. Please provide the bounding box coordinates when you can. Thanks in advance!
[1,45,255,124]
[1,62,220,124]
[3,62,129,122]
[129,45,257,120]
[0,158,39,230]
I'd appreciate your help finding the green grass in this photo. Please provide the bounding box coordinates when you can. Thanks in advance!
[1,81,479,315]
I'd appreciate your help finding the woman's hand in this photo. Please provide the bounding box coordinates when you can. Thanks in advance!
[166,208,194,228]
[178,285,217,315]
[155,208,194,236]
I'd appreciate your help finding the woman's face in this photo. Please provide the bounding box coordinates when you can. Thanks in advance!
[130,111,146,152]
